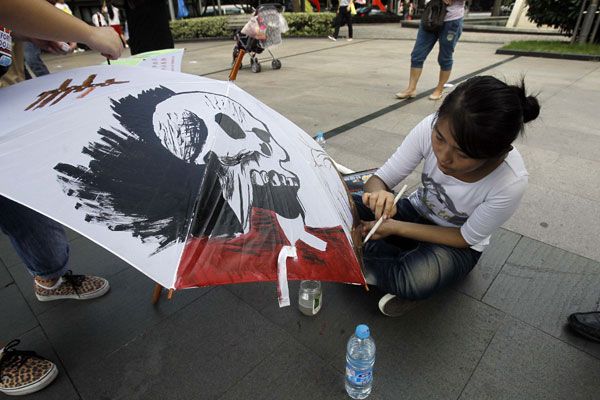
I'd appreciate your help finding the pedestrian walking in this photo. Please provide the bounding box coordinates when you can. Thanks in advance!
[328,0,354,41]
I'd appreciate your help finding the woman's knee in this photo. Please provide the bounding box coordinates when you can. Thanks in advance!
[381,246,478,300]
[437,47,455,70]
[411,30,436,68]
[437,20,461,69]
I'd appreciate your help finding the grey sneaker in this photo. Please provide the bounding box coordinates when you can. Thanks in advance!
[0,340,58,396]
[378,294,420,317]
[328,35,337,41]
[34,271,109,301]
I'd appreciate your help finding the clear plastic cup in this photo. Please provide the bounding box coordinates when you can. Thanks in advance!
[298,280,322,316]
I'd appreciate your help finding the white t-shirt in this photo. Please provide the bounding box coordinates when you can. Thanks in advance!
[92,12,107,27]
[103,6,121,26]
[375,114,528,252]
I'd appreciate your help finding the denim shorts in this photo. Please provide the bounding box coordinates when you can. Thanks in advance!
[353,194,480,300]
[410,18,463,70]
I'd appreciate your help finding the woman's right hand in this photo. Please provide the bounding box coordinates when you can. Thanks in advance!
[362,190,397,220]
[86,26,123,60]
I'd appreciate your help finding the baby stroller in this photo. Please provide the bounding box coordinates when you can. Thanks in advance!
[232,4,287,73]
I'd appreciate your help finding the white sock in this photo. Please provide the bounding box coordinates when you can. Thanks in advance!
[35,277,63,290]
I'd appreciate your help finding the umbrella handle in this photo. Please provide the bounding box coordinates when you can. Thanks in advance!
[229,48,246,81]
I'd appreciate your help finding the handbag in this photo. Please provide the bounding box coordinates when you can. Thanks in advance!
[350,3,357,15]
[421,0,447,32]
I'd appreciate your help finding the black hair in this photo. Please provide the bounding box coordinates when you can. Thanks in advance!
[437,75,540,159]
[106,0,114,20]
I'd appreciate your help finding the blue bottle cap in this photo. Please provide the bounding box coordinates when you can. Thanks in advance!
[355,324,370,339]
[317,132,324,137]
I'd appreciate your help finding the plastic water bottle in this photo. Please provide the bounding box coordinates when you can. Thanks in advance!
[315,132,327,151]
[345,324,376,399]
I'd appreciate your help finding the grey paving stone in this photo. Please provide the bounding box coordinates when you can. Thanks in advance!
[455,229,522,300]
[219,339,346,400]
[0,230,22,269]
[459,317,600,400]
[0,257,12,288]
[518,144,600,204]
[70,287,288,400]
[3,327,80,400]
[37,266,210,371]
[64,226,82,241]
[227,280,383,363]
[504,181,600,264]
[8,235,132,317]
[230,282,505,399]
[483,237,600,358]
[367,292,505,400]
[0,283,38,340]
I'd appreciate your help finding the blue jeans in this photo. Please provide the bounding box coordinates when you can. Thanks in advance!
[410,18,463,70]
[23,42,50,78]
[0,196,69,279]
[353,194,480,300]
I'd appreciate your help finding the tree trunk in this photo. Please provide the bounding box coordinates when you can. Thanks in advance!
[579,0,599,43]
[491,0,502,17]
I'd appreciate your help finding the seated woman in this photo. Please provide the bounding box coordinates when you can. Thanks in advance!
[355,76,540,316]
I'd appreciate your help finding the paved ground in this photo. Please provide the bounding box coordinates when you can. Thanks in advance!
[2,24,600,399]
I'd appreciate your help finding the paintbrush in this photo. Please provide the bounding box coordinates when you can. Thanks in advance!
[363,184,408,244]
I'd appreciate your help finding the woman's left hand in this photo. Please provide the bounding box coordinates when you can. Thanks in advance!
[442,0,452,5]
[360,219,399,241]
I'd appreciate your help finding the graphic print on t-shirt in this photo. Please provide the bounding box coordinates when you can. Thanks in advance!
[419,173,468,225]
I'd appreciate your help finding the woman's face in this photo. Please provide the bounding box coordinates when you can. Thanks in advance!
[431,117,488,178]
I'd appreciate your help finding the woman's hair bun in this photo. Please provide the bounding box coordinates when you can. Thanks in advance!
[516,80,540,123]
[523,96,540,123]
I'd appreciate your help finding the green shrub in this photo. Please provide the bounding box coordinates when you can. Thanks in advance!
[169,13,337,40]
[170,17,229,39]
[283,12,336,36]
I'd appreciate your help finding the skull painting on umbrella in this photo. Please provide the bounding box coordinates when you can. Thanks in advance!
[0,66,365,305]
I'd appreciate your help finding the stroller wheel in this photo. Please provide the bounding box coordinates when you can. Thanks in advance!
[272,59,282,70]
[251,61,261,73]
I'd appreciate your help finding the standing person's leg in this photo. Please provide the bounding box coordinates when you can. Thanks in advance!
[23,42,50,77]
[430,18,463,100]
[332,22,341,39]
[396,23,438,98]
[346,8,353,40]
[0,196,109,301]
[330,11,341,40]
[0,196,69,280]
